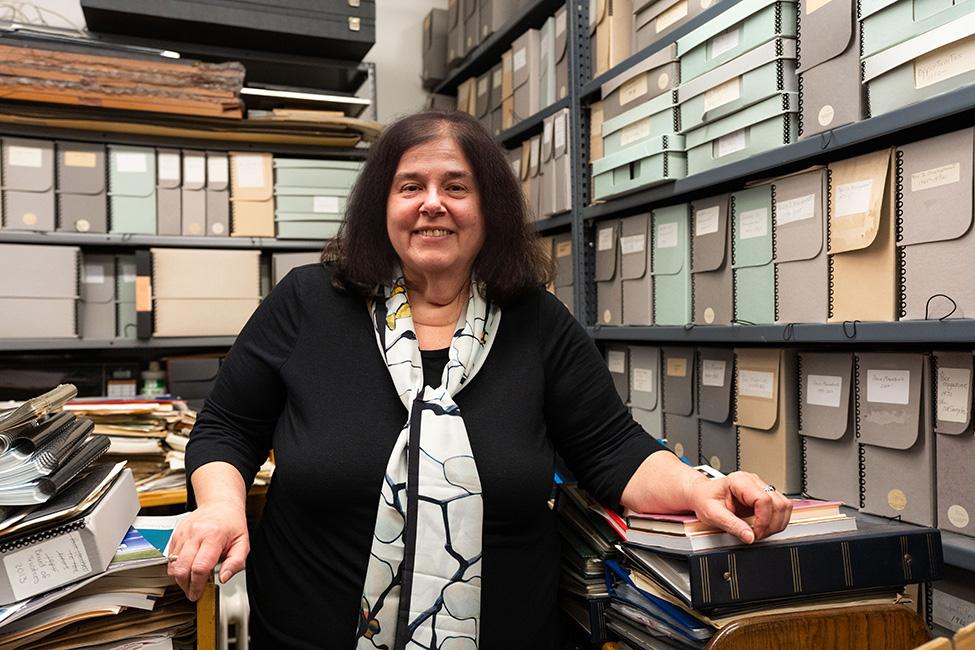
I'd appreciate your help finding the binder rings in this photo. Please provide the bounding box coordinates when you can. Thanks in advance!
[662,347,698,463]
[690,194,733,326]
[857,352,936,526]
[596,220,623,326]
[933,351,975,538]
[108,145,156,234]
[607,344,630,403]
[652,204,692,326]
[156,148,182,236]
[55,141,106,233]
[629,345,663,440]
[798,352,859,507]
[2,137,55,232]
[698,347,737,473]
[732,185,775,324]
[621,213,652,325]
[897,128,975,320]
[773,168,829,323]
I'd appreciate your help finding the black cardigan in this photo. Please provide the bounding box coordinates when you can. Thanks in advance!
[185,264,665,648]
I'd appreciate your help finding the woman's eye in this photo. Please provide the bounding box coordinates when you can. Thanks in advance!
[446,184,468,193]
[401,184,421,192]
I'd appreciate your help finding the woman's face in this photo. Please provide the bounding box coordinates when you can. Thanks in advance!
[387,136,485,284]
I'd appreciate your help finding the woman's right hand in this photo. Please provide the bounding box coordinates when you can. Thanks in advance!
[167,500,250,602]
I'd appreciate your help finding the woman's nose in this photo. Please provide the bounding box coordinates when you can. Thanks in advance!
[420,188,445,216]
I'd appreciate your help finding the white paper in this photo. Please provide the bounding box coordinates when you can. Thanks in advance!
[937,366,971,424]
[83,264,105,285]
[511,159,521,177]
[7,145,42,168]
[807,374,843,408]
[835,179,873,217]
[739,208,768,240]
[619,76,649,106]
[632,367,654,393]
[514,47,527,72]
[933,588,975,632]
[776,193,816,226]
[477,77,489,97]
[207,156,229,185]
[597,227,614,251]
[620,234,646,255]
[710,27,740,58]
[556,9,567,36]
[234,155,266,189]
[529,139,540,170]
[702,359,726,387]
[5,531,92,601]
[493,68,503,89]
[704,77,741,112]
[543,120,553,146]
[656,0,688,33]
[656,222,679,249]
[739,370,774,399]
[716,129,747,158]
[115,152,147,174]
[157,153,180,182]
[694,206,720,236]
[554,114,567,151]
[121,263,136,284]
[183,156,205,185]
[911,163,961,192]
[313,196,341,214]
[556,240,572,258]
[866,369,911,405]
[608,351,626,374]
[914,36,975,90]
[620,119,652,147]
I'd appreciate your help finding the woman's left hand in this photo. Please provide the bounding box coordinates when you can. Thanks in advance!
[683,471,793,544]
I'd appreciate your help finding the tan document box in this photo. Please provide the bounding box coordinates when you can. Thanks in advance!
[56,141,107,233]
[555,6,570,100]
[80,254,117,340]
[512,29,541,124]
[634,0,710,51]
[595,220,623,325]
[620,213,652,325]
[662,346,698,463]
[229,153,274,238]
[698,347,736,473]
[447,0,465,67]
[690,194,732,325]
[2,137,54,232]
[773,168,829,323]
[630,345,663,439]
[590,0,635,77]
[933,351,975,538]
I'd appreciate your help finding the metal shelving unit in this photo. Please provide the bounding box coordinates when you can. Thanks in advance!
[0,231,324,251]
[534,211,573,233]
[497,96,571,147]
[0,337,236,352]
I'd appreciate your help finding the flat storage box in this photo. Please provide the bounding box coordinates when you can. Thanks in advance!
[629,345,664,439]
[81,0,376,61]
[0,243,79,339]
[634,0,713,51]
[80,254,117,340]
[690,194,733,325]
[602,44,678,123]
[863,13,975,118]
[592,134,687,201]
[731,184,775,324]
[933,351,975,538]
[273,158,361,189]
[698,347,737,473]
[230,152,274,237]
[591,0,634,77]
[423,8,449,86]
[166,355,223,410]
[860,0,975,59]
[652,203,692,325]
[274,214,342,240]
[684,91,798,175]
[512,29,541,124]
[676,0,798,83]
[932,566,975,634]
[602,90,680,154]
[272,252,320,286]
[151,248,260,337]
[2,137,55,232]
[108,145,156,234]
[662,346,699,462]
[56,141,107,233]
[677,37,797,133]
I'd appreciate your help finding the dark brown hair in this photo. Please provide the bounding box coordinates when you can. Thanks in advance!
[323,110,554,304]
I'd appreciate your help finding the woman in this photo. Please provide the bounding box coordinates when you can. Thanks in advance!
[172,111,792,648]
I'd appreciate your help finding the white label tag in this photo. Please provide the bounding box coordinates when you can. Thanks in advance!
[702,359,726,387]
[619,76,649,106]
[633,367,654,393]
[667,357,688,377]
[83,264,105,284]
[554,114,567,151]
[529,139,540,170]
[157,153,180,182]
[116,152,147,174]
[739,370,775,399]
[478,77,489,97]
[710,27,741,59]
[184,156,205,185]
[511,158,522,177]
[598,227,614,251]
[8,145,42,168]
[656,222,679,249]
[656,0,688,33]
[514,47,527,72]
[937,366,971,424]
[620,234,646,255]
[704,77,741,112]
[776,193,816,226]
[207,156,229,185]
[694,206,720,236]
[543,120,553,146]
[915,36,975,90]
[4,531,91,602]
[806,0,834,14]
[716,129,747,157]
[234,155,267,189]
[933,589,975,632]
[620,119,652,147]
[739,208,768,240]
[835,179,873,217]
[911,163,961,192]
[556,240,572,257]
[313,196,341,213]
[608,350,626,374]
[807,374,843,408]
[121,263,136,284]
[493,69,503,89]
[867,369,911,405]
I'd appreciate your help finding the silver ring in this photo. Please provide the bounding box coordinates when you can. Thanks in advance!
[762,484,776,493]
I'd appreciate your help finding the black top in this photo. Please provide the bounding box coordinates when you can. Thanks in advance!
[185,264,665,649]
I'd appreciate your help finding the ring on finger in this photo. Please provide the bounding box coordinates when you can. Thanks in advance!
[762,484,776,493]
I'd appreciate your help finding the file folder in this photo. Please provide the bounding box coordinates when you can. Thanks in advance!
[512,29,540,123]
[933,350,975,538]
[596,220,623,325]
[553,109,572,214]
[108,145,156,234]
[206,151,230,237]
[540,117,556,218]
[590,0,634,77]
[607,344,630,403]
[178,150,205,236]
[230,152,274,237]
[156,148,182,236]
[55,141,107,233]
[698,347,737,473]
[115,255,137,339]
[652,204,692,325]
[690,194,732,325]
[553,233,574,313]
[621,213,652,325]
[629,345,664,439]
[663,346,698,462]
[80,254,116,340]
[732,185,774,324]
[555,6,570,100]
[773,168,828,323]
[2,137,54,232]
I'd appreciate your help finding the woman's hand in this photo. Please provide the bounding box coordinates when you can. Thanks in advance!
[168,501,249,601]
[681,471,794,543]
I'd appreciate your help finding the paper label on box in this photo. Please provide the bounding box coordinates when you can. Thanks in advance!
[157,153,180,182]
[656,0,689,33]
[116,152,147,174]
[543,120,553,146]
[710,27,740,59]
[184,156,205,185]
[514,47,527,72]
[666,357,688,377]
[620,234,646,255]
[556,10,567,36]
[620,119,652,147]
[866,369,911,405]
[619,76,649,106]
[947,505,970,530]
[313,196,341,214]
[807,374,843,408]
[529,140,540,170]
[739,208,768,239]
[702,359,726,387]
[739,370,774,399]
[597,227,614,251]
[632,367,654,393]
[888,488,907,511]
[493,69,503,89]
[83,264,105,285]
[121,263,136,284]
[208,156,229,185]
[554,114,567,151]
[818,104,835,127]
[914,36,975,90]
[694,205,720,236]
[556,240,572,258]
[776,193,816,226]
[478,77,489,97]
[234,155,267,188]
[64,151,96,168]
[805,0,834,13]
[608,350,626,374]
[7,145,42,168]
[704,77,741,112]
[937,366,971,424]
[933,588,975,632]
[511,158,521,177]
[835,179,873,217]
[911,163,961,192]
[656,222,679,249]
[716,129,747,158]
[4,531,91,602]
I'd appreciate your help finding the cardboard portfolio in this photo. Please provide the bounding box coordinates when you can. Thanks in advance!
[56,141,107,233]
[621,212,653,325]
[108,145,156,234]
[2,137,55,232]
[630,345,664,439]
[0,243,79,339]
[732,184,775,324]
[690,193,733,325]
[590,0,634,77]
[155,148,182,236]
[595,220,623,325]
[206,151,231,237]
[698,346,737,473]
[607,344,630,402]
[933,350,975,538]
[773,168,829,323]
[229,152,274,238]
[662,346,698,462]
[178,150,206,236]
[512,29,541,124]
[652,203,692,325]
[80,254,116,340]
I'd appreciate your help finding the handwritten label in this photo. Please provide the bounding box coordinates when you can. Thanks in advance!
[656,221,679,249]
[115,152,147,174]
[739,370,774,399]
[716,129,747,157]
[695,205,720,236]
[598,227,614,251]
[710,27,741,59]
[702,359,726,387]
[807,374,843,408]
[704,77,741,112]
[620,119,652,147]
[8,145,42,168]
[234,155,267,188]
[666,357,688,377]
[620,234,646,255]
[313,196,341,214]
[157,153,180,182]
[914,36,975,90]
[911,163,961,192]
[608,350,626,374]
[656,0,688,33]
[556,240,572,257]
[933,588,975,632]
[633,367,654,393]
[83,264,105,285]
[207,156,229,185]
[619,76,649,106]
[514,47,527,72]
[937,366,971,424]
[739,208,768,240]
[776,193,816,226]
[835,179,874,217]
[63,151,96,168]
[183,156,205,185]
[867,369,911,405]
[4,531,91,601]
